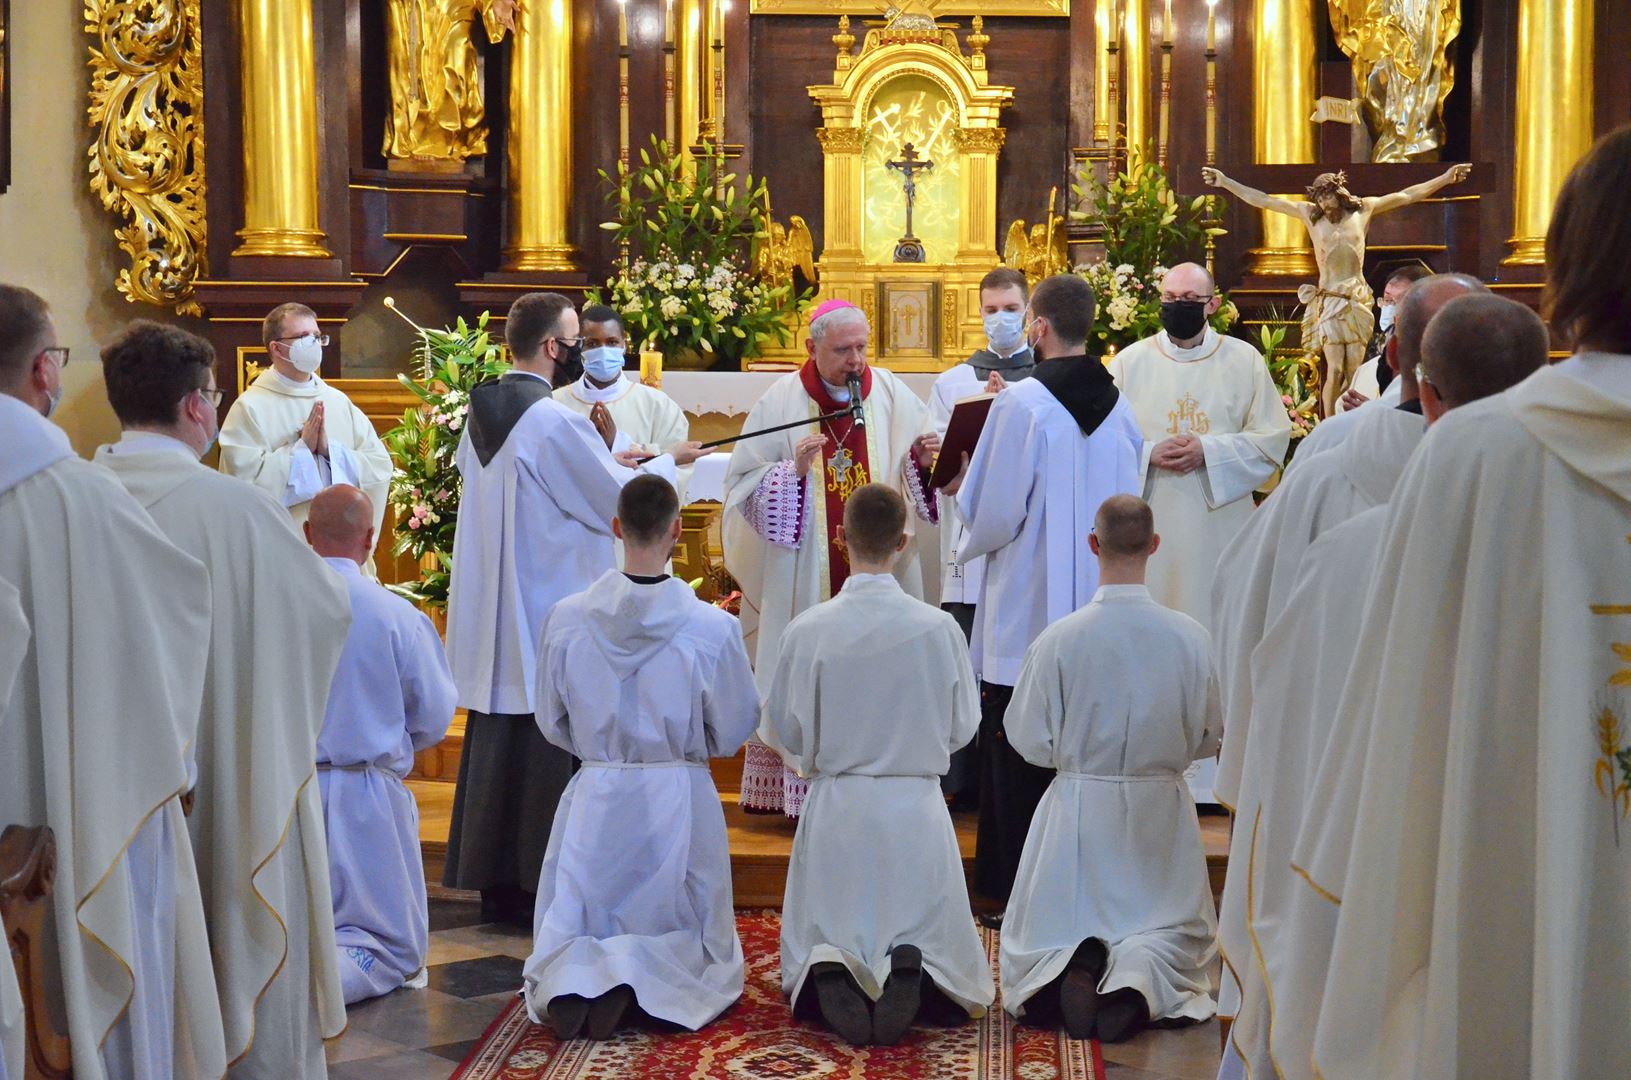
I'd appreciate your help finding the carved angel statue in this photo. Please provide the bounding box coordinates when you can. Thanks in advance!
[1203,162,1471,417]
[752,195,817,288]
[1328,0,1462,162]
[382,0,517,163]
[1003,189,1070,287]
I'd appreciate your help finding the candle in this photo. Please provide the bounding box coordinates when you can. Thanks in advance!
[1163,0,1173,44]
[1206,0,1218,51]
[1108,0,1119,50]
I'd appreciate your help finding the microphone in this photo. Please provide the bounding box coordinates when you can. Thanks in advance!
[846,372,865,428]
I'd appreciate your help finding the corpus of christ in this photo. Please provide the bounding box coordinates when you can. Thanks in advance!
[1,0,1628,1077]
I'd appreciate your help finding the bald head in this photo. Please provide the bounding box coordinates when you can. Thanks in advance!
[1161,262,1216,298]
[1392,273,1487,382]
[1420,295,1549,414]
[305,485,376,564]
[1091,494,1160,584]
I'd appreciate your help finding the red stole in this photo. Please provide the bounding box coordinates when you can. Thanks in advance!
[798,361,873,593]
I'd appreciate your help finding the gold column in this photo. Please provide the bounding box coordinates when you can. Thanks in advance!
[504,0,579,272]
[1505,0,1595,265]
[678,0,706,153]
[232,0,331,258]
[816,127,865,260]
[1248,0,1316,275]
[1122,0,1150,161]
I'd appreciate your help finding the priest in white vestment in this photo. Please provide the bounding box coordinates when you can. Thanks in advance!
[0,578,23,1080]
[1001,496,1220,1043]
[304,486,457,1004]
[1209,274,1485,1074]
[927,267,1037,805]
[0,292,227,1080]
[523,476,761,1039]
[553,304,692,498]
[1105,263,1290,632]
[444,292,697,925]
[767,485,992,1046]
[1261,292,1576,1079]
[949,273,1143,905]
[724,299,941,819]
[218,302,393,572]
[93,321,351,1078]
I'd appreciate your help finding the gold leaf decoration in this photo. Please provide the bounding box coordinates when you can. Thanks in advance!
[85,0,208,316]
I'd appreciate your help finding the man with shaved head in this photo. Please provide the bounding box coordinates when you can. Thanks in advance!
[1106,262,1290,638]
[1001,495,1221,1043]
[1210,271,1488,1079]
[305,485,457,1004]
[1216,292,1548,1080]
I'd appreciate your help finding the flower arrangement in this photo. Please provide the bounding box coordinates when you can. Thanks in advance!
[1253,316,1322,462]
[595,137,810,369]
[381,312,508,610]
[1071,158,1234,352]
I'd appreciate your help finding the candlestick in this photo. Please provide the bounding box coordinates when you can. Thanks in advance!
[1158,0,1173,167]
[618,0,630,168]
[664,0,677,144]
[1106,0,1121,165]
[1094,0,1111,144]
[714,0,728,147]
[1204,0,1220,273]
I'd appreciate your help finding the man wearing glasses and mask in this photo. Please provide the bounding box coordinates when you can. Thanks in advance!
[442,292,705,926]
[1104,263,1289,636]
[218,301,394,574]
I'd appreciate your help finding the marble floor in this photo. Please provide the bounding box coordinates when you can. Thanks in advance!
[325,898,1224,1080]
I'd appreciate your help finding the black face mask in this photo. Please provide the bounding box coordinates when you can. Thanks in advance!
[552,337,585,385]
[1159,300,1209,342]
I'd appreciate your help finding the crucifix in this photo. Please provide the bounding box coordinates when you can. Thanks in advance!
[886,141,934,263]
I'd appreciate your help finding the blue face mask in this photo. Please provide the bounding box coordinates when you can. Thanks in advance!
[581,345,626,383]
[983,309,1026,354]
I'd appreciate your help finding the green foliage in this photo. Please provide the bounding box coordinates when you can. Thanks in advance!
[381,313,508,611]
[1071,156,1233,351]
[1253,308,1321,458]
[592,136,809,367]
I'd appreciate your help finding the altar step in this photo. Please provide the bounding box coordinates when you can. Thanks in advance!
[411,752,1230,910]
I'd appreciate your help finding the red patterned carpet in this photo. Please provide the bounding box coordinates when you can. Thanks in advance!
[452,910,1103,1079]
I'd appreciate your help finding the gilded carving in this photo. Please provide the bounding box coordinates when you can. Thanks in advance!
[953,126,1006,153]
[1327,0,1461,162]
[383,0,516,163]
[817,126,866,154]
[85,0,207,315]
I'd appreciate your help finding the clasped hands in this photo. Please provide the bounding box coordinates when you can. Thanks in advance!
[1151,435,1205,474]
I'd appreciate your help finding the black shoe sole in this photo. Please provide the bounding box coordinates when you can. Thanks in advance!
[813,966,873,1045]
[586,985,634,1040]
[1059,938,1109,1041]
[872,945,924,1046]
[547,994,590,1040]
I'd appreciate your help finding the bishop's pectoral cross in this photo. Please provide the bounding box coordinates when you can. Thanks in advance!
[887,142,934,263]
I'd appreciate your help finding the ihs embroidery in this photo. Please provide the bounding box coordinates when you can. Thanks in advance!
[1167,393,1211,436]
[1589,534,1631,845]
[826,446,868,500]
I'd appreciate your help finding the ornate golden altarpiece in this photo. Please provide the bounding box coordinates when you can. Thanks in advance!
[752,15,1014,372]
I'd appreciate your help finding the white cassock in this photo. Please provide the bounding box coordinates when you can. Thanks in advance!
[1207,404,1425,1055]
[315,556,456,1004]
[765,574,993,1014]
[1000,585,1221,1022]
[723,364,933,816]
[0,578,21,1080]
[1223,505,1387,1080]
[0,402,225,1080]
[523,571,761,1030]
[218,368,393,571]
[554,373,692,501]
[1284,376,1404,476]
[955,372,1144,686]
[95,435,351,1079]
[1302,358,1631,1079]
[1105,330,1291,631]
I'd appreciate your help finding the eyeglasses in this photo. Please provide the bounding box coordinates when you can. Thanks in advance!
[41,346,69,367]
[1160,294,1215,304]
[553,336,584,348]
[275,333,330,347]
[197,386,224,407]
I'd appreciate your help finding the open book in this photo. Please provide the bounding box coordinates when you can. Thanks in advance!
[928,391,998,491]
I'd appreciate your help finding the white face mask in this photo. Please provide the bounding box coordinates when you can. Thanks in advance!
[1378,303,1396,333]
[581,345,625,384]
[983,309,1026,354]
[286,335,323,375]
